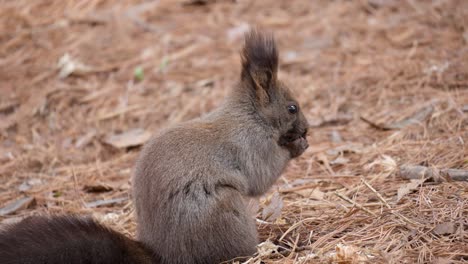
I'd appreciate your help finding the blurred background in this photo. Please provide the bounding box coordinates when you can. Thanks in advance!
[0,1,467,263]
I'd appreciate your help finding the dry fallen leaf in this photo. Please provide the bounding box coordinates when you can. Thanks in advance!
[57,53,92,79]
[361,104,435,131]
[256,240,278,257]
[330,156,350,166]
[390,105,434,129]
[326,143,364,156]
[309,188,325,200]
[0,196,35,216]
[291,188,312,197]
[103,128,152,149]
[316,152,334,175]
[75,130,97,149]
[261,192,283,222]
[1,216,24,225]
[397,179,426,202]
[294,188,325,200]
[462,104,468,112]
[106,179,131,191]
[18,178,42,192]
[433,222,456,235]
[330,243,372,263]
[297,252,318,263]
[399,165,468,182]
[365,155,397,175]
[433,257,454,264]
[330,130,342,143]
[95,212,121,225]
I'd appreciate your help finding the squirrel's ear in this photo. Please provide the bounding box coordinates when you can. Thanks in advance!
[240,29,278,105]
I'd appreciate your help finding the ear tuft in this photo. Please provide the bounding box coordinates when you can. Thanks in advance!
[240,29,279,103]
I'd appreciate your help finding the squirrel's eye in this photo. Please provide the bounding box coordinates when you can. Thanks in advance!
[287,104,298,114]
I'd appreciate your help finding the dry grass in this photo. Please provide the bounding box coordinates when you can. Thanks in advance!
[0,0,467,263]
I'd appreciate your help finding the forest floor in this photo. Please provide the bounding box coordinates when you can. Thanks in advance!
[0,0,467,263]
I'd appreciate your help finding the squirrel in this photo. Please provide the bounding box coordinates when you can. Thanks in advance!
[0,29,309,264]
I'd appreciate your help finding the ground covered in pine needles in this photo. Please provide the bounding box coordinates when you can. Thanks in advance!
[0,0,467,263]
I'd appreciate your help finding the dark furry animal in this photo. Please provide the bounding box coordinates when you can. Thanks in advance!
[0,215,154,264]
[0,29,309,264]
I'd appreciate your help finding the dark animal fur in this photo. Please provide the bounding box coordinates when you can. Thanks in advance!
[0,215,154,264]
[0,29,309,264]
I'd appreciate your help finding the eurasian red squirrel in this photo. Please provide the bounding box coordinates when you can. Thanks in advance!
[0,29,309,264]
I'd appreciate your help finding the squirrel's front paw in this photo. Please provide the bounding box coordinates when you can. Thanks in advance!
[284,136,308,158]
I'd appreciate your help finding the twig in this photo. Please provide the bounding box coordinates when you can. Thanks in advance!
[334,192,377,217]
[279,217,315,241]
[361,178,391,209]
[361,104,435,130]
[400,165,468,182]
[361,178,422,227]
[96,105,143,121]
[278,183,318,193]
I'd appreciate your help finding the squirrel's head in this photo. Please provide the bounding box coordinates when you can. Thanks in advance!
[235,29,309,158]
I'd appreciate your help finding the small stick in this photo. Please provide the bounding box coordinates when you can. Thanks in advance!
[334,192,377,217]
[279,183,318,193]
[279,217,315,241]
[361,178,391,209]
[400,165,468,182]
[291,233,301,255]
[361,178,421,227]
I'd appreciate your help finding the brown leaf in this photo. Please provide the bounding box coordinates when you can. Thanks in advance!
[330,156,350,166]
[103,128,151,149]
[397,179,425,202]
[294,188,325,200]
[433,257,454,264]
[256,240,278,257]
[390,105,434,129]
[0,197,35,216]
[309,189,325,200]
[463,104,468,112]
[75,130,97,149]
[326,143,364,156]
[261,192,283,222]
[1,216,23,225]
[57,53,92,79]
[18,178,43,192]
[433,222,455,235]
[361,104,434,131]
[316,152,335,175]
[333,243,372,263]
[106,179,131,191]
[330,130,342,143]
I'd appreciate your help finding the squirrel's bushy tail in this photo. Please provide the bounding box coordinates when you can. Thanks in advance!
[0,215,156,264]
